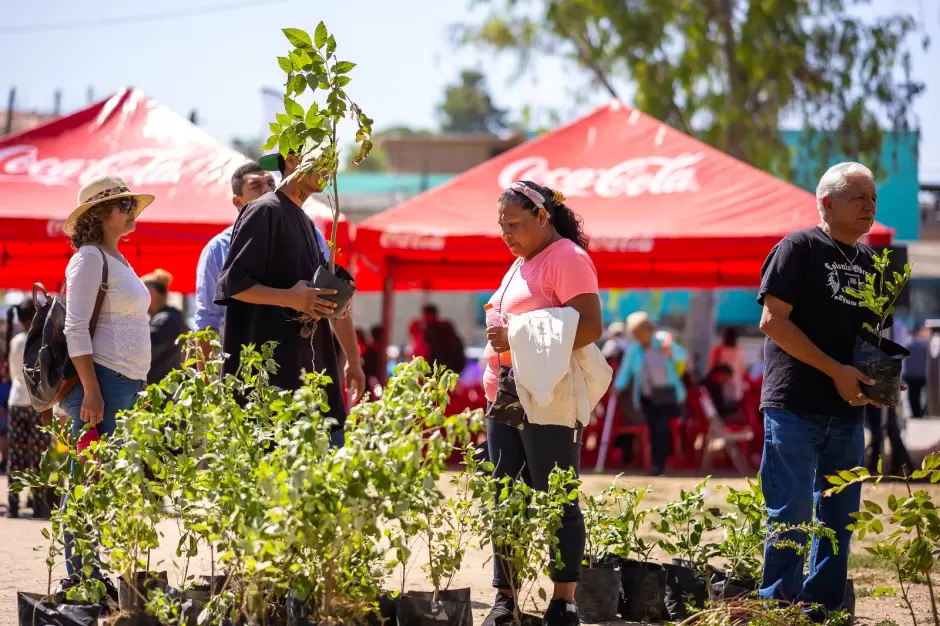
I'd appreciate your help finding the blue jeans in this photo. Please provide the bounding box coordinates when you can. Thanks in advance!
[61,363,144,577]
[759,408,864,612]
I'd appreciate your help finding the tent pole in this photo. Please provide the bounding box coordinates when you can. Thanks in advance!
[379,260,396,385]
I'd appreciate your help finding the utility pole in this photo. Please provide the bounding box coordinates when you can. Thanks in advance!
[53,89,62,116]
[4,87,15,136]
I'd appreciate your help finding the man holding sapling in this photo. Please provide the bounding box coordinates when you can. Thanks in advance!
[757,161,891,618]
[214,150,366,445]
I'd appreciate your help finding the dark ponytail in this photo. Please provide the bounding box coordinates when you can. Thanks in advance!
[499,180,590,250]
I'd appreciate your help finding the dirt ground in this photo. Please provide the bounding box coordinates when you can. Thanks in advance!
[1,473,937,626]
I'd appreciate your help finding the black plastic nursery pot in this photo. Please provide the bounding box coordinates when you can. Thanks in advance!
[853,330,910,407]
[396,588,472,626]
[575,559,621,623]
[103,612,163,626]
[17,591,104,626]
[117,571,169,613]
[709,568,757,600]
[309,264,357,320]
[663,559,708,620]
[618,559,667,623]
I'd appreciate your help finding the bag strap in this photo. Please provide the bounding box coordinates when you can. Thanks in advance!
[88,246,110,338]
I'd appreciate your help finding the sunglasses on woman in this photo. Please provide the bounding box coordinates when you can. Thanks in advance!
[104,197,139,214]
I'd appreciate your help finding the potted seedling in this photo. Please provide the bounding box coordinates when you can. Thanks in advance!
[575,489,621,623]
[263,22,374,322]
[396,460,479,626]
[844,248,912,406]
[471,464,577,626]
[607,484,665,623]
[652,479,720,620]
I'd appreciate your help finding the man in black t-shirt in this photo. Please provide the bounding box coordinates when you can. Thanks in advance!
[215,152,366,445]
[757,162,887,617]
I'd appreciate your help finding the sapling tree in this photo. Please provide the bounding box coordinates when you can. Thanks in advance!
[607,482,656,565]
[716,478,835,599]
[263,22,374,275]
[844,248,912,340]
[581,490,617,568]
[470,463,579,625]
[652,479,721,580]
[826,455,940,625]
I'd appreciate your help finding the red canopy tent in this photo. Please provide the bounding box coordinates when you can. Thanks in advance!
[355,100,892,293]
[0,88,349,293]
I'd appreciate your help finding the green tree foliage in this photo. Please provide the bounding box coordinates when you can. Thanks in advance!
[439,69,508,133]
[454,0,929,180]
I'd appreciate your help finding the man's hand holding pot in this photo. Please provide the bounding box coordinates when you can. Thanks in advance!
[285,280,337,318]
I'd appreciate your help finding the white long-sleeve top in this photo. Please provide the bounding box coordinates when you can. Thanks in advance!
[64,245,152,382]
[8,332,30,407]
[507,307,613,428]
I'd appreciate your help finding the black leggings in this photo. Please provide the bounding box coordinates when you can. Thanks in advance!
[486,417,585,587]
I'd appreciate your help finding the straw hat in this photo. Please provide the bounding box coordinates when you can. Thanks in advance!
[64,175,154,237]
[625,311,653,335]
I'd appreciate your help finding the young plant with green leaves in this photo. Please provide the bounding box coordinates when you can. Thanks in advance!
[580,489,617,568]
[470,464,579,625]
[826,456,940,626]
[606,482,656,565]
[716,478,835,599]
[844,248,912,339]
[263,21,374,273]
[652,478,721,580]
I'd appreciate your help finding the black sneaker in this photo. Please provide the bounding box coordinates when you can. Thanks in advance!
[542,599,579,626]
[482,593,517,626]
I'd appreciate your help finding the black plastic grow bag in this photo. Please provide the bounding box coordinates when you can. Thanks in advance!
[618,559,667,622]
[309,264,356,320]
[663,560,707,620]
[853,330,910,406]
[17,592,103,626]
[575,559,621,623]
[396,588,472,626]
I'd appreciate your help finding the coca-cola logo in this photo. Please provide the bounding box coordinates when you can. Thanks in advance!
[497,154,704,198]
[379,231,446,251]
[46,220,66,237]
[589,237,654,253]
[0,144,245,191]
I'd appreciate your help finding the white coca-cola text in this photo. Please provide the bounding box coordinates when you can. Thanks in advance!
[589,237,655,253]
[0,144,245,191]
[497,154,704,198]
[379,231,446,251]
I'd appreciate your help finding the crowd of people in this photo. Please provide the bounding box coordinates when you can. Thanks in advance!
[0,155,932,624]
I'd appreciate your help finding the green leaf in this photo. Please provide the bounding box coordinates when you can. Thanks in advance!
[289,74,307,97]
[278,133,290,157]
[277,56,292,73]
[863,500,883,515]
[334,60,356,74]
[336,76,352,87]
[285,97,304,120]
[314,22,328,48]
[283,28,312,48]
[260,135,278,151]
[877,457,883,474]
[304,110,326,128]
[326,35,337,57]
[269,123,281,134]
[276,113,291,127]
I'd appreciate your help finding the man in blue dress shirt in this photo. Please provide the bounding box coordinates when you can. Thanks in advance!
[195,162,276,337]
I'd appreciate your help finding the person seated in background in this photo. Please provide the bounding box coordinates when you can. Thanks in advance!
[903,326,928,417]
[362,325,385,387]
[702,364,749,425]
[421,304,467,376]
[709,327,747,404]
[142,269,186,386]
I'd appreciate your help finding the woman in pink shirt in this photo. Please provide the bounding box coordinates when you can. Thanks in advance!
[482,181,602,626]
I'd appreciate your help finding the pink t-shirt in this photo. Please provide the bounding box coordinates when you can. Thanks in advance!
[483,238,599,402]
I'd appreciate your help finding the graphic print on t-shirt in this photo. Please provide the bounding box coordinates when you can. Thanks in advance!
[824,260,868,306]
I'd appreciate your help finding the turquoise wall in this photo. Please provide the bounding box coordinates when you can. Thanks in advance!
[781,130,921,241]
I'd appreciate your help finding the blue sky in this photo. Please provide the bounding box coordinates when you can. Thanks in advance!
[2,0,938,182]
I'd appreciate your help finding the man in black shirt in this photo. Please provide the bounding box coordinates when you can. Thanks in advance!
[757,162,887,618]
[214,152,365,444]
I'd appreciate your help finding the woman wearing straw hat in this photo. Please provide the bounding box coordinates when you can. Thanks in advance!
[61,175,153,576]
